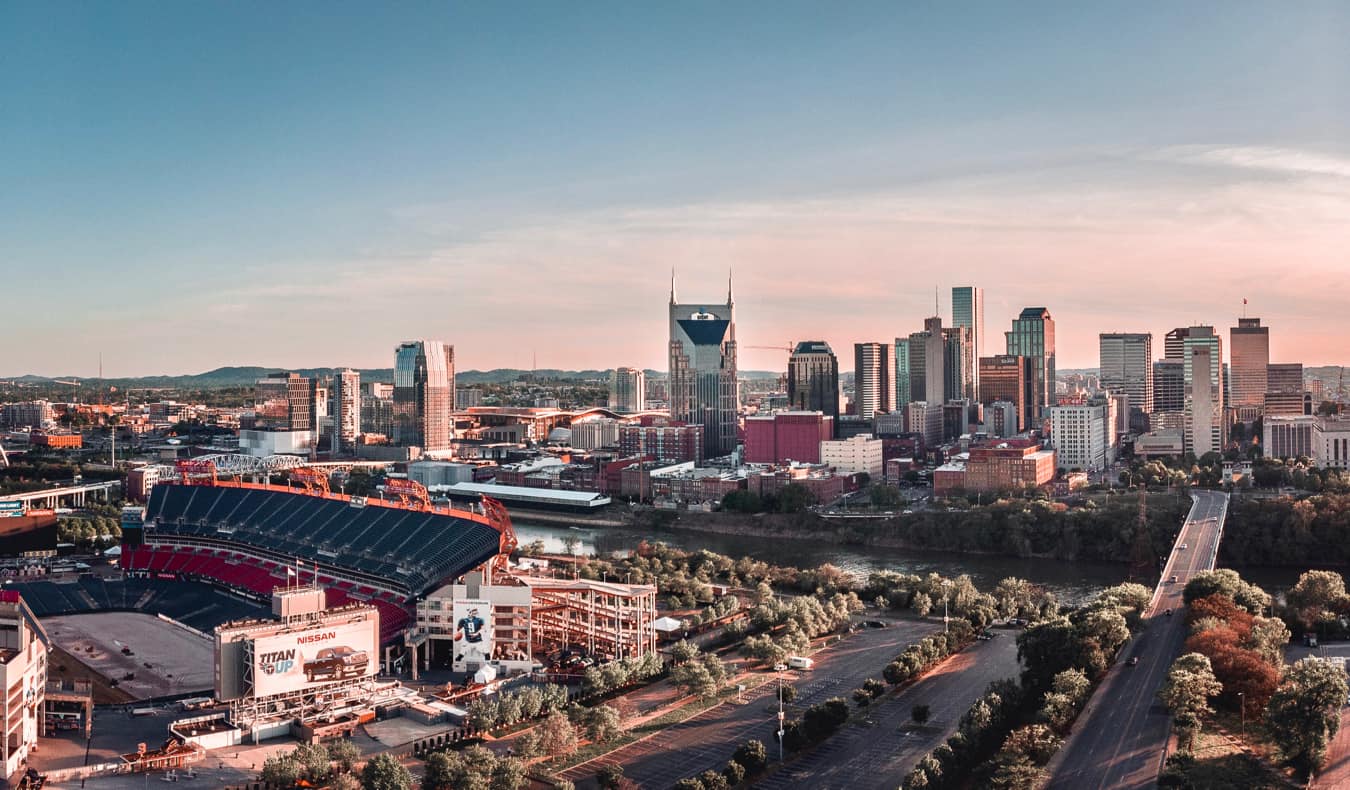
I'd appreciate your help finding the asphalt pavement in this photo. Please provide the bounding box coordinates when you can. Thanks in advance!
[1046,490,1229,790]
[561,618,944,789]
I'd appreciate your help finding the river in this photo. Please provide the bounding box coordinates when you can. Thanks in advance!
[513,520,1130,606]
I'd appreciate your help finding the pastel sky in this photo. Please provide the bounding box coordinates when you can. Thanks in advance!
[3,1,1348,377]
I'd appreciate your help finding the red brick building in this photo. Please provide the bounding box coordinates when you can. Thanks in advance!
[743,411,833,465]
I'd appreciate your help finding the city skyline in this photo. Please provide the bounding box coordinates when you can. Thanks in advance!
[5,2,1349,376]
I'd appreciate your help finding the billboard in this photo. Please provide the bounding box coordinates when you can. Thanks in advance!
[451,599,493,672]
[0,502,23,518]
[251,617,378,697]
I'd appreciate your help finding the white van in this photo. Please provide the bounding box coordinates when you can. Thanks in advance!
[786,656,814,671]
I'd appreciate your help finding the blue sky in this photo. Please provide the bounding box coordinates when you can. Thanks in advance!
[3,2,1348,375]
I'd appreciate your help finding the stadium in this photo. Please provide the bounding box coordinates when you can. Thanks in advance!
[119,460,517,645]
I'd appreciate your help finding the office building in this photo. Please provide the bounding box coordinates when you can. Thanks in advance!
[455,388,484,410]
[934,442,1056,496]
[1264,415,1319,461]
[0,592,48,777]
[906,401,944,446]
[0,401,53,431]
[979,355,1032,433]
[1229,317,1269,415]
[393,340,456,452]
[1164,327,1191,361]
[787,342,840,434]
[619,423,703,464]
[820,434,884,478]
[254,372,313,431]
[982,401,1019,438]
[1182,326,1224,456]
[943,325,974,401]
[893,339,911,407]
[570,418,622,450]
[1005,308,1056,425]
[853,342,892,420]
[1265,363,1309,417]
[668,277,738,457]
[1153,360,1185,414]
[952,286,984,395]
[744,411,834,465]
[330,369,360,453]
[1099,333,1153,423]
[610,367,647,414]
[1051,403,1109,472]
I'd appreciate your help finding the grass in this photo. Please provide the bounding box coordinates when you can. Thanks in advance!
[1163,716,1298,790]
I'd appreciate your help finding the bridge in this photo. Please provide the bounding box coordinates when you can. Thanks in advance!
[1046,489,1230,789]
[0,480,122,510]
[144,454,395,483]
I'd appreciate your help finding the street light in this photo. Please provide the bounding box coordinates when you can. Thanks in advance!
[942,579,952,634]
[774,663,788,763]
[1238,691,1246,738]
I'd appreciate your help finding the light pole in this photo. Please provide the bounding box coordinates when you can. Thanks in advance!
[774,663,787,762]
[1238,691,1245,738]
[942,579,951,634]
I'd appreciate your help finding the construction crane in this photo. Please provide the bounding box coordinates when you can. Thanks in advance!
[741,342,795,353]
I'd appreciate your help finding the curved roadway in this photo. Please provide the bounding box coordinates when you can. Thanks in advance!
[1046,490,1228,790]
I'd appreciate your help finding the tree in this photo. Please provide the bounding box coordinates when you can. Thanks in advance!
[331,774,362,790]
[911,704,932,725]
[597,763,626,790]
[722,760,746,786]
[912,591,933,618]
[359,754,412,790]
[1158,653,1222,752]
[582,704,623,744]
[1266,657,1350,775]
[292,743,332,782]
[489,758,527,790]
[328,739,360,773]
[1182,569,1269,614]
[261,753,302,787]
[535,711,580,760]
[670,640,700,663]
[672,779,705,790]
[732,740,767,776]
[1285,570,1350,632]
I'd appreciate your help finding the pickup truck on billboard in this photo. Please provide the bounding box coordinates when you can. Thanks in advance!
[303,646,370,682]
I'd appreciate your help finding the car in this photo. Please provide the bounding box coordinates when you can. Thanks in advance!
[864,620,888,629]
[1165,608,1173,616]
[303,646,370,682]
[1178,544,1188,550]
[1129,656,1139,666]
[1171,575,1178,583]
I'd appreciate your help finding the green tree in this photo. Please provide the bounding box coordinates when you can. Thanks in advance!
[581,704,623,744]
[1158,653,1223,752]
[911,704,931,725]
[536,710,580,759]
[1266,657,1350,775]
[733,740,767,775]
[1285,570,1349,632]
[261,753,302,787]
[329,739,360,773]
[359,754,412,790]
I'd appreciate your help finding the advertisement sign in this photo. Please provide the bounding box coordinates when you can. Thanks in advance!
[0,502,23,518]
[451,599,493,671]
[251,618,378,697]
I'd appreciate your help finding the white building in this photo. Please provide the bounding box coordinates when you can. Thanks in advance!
[1050,404,1109,472]
[0,592,48,777]
[609,368,646,414]
[1265,415,1350,469]
[238,429,313,457]
[570,418,622,450]
[906,401,944,447]
[820,434,884,478]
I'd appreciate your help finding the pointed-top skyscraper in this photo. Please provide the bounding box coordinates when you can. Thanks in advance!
[668,274,739,457]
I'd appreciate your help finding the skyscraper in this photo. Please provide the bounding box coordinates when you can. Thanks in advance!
[331,368,361,453]
[254,372,313,431]
[1099,333,1154,425]
[852,342,892,420]
[1265,363,1309,417]
[1164,327,1191,361]
[609,367,647,413]
[942,324,973,401]
[668,275,738,457]
[952,286,984,395]
[1182,326,1224,454]
[788,341,840,434]
[1006,308,1056,427]
[393,340,455,452]
[1153,360,1185,414]
[1229,317,1270,412]
[893,339,911,407]
[978,355,1030,433]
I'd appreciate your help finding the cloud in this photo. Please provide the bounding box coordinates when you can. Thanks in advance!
[1153,144,1350,180]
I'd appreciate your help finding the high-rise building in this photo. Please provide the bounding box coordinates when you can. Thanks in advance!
[393,340,455,452]
[951,286,984,396]
[978,355,1030,433]
[853,342,892,420]
[1051,402,1110,472]
[254,372,313,431]
[1182,327,1224,455]
[1153,360,1185,414]
[331,369,360,453]
[1229,317,1270,412]
[743,411,834,465]
[1164,327,1192,361]
[1265,363,1309,417]
[904,329,928,407]
[668,277,738,457]
[1099,333,1154,424]
[893,339,911,407]
[787,341,840,435]
[1005,308,1056,426]
[610,367,647,414]
[906,401,944,446]
[942,324,973,402]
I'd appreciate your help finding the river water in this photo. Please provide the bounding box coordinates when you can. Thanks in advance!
[513,520,1130,606]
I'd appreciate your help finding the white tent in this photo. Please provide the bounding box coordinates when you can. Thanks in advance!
[653,616,685,633]
[473,664,498,685]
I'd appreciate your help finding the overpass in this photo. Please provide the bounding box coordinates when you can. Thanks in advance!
[0,480,122,510]
[1046,490,1230,789]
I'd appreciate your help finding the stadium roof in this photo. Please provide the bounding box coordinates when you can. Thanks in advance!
[433,482,611,509]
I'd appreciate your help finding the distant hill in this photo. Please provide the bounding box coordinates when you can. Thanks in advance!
[3,366,784,389]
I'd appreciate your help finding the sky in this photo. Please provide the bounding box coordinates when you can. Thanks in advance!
[3,1,1349,377]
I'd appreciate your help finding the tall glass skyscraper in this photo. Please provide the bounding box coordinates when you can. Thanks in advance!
[1099,333,1154,424]
[1229,317,1270,411]
[668,277,738,457]
[788,341,840,435]
[853,342,892,419]
[1182,326,1224,454]
[331,368,361,453]
[951,286,983,396]
[1005,307,1055,429]
[393,340,455,452]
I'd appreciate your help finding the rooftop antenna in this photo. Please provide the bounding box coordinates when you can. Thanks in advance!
[670,267,677,305]
[1242,297,1248,319]
[935,286,940,318]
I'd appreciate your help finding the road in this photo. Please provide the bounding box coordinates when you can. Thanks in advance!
[560,618,944,789]
[753,634,1021,790]
[1046,490,1229,790]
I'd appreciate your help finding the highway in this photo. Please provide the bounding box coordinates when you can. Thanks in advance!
[1046,490,1229,790]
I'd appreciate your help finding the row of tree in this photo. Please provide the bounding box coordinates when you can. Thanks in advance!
[465,683,571,732]
[1220,492,1350,568]
[668,739,769,790]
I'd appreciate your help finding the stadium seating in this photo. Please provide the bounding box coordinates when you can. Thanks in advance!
[12,576,267,633]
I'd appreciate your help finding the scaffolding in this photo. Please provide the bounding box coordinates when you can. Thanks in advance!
[524,578,659,661]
